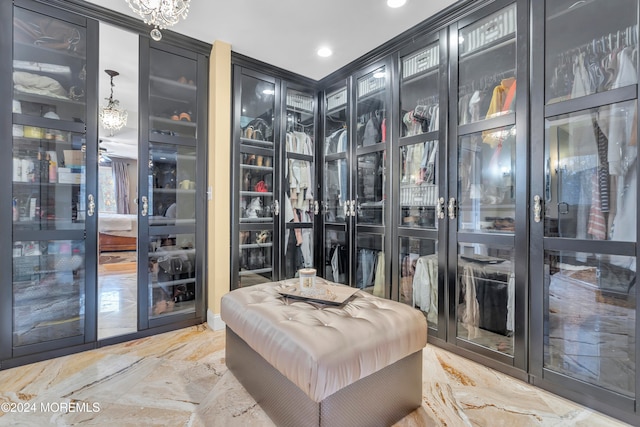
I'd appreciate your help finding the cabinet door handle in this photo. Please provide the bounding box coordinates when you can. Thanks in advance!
[533,194,543,223]
[437,196,445,219]
[314,200,319,215]
[448,197,457,220]
[87,194,95,217]
[141,196,148,217]
[273,199,280,216]
[350,200,356,217]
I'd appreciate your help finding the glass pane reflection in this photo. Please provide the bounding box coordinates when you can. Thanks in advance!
[240,75,275,147]
[545,0,638,104]
[148,234,196,319]
[400,237,438,329]
[357,151,385,226]
[13,239,85,346]
[458,127,515,233]
[458,4,517,124]
[149,143,196,226]
[238,230,273,288]
[400,140,438,229]
[356,233,384,296]
[149,48,198,139]
[325,88,348,155]
[13,129,86,230]
[544,250,636,396]
[239,153,274,223]
[400,43,440,138]
[457,243,514,356]
[324,159,347,223]
[356,68,386,147]
[325,229,347,285]
[544,101,637,240]
[13,7,87,123]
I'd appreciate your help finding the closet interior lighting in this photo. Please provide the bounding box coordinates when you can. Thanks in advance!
[317,47,333,57]
[387,0,407,8]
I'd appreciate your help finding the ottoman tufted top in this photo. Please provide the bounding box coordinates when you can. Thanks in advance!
[221,279,427,402]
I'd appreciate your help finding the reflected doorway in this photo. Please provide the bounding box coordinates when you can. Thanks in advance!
[97,23,139,340]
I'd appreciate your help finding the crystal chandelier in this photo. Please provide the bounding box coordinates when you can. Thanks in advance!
[126,0,191,41]
[99,70,128,135]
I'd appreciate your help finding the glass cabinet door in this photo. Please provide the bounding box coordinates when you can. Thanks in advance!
[400,42,440,137]
[398,36,443,330]
[148,49,198,140]
[353,64,389,296]
[458,127,515,233]
[545,0,638,104]
[13,7,87,124]
[540,105,637,397]
[13,239,85,347]
[355,67,388,226]
[458,3,516,124]
[356,67,386,147]
[11,5,90,350]
[145,46,200,322]
[236,71,277,288]
[12,129,87,231]
[282,88,315,278]
[399,139,439,229]
[356,233,384,296]
[399,42,441,230]
[356,151,385,225]
[323,86,349,285]
[453,2,519,359]
[324,88,348,222]
[529,0,639,414]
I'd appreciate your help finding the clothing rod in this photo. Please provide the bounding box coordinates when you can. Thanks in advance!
[555,24,638,57]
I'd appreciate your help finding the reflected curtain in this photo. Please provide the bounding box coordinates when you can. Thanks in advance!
[112,159,130,214]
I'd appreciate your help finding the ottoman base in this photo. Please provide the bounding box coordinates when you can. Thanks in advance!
[226,327,422,427]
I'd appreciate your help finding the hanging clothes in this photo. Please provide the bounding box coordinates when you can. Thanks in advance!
[608,46,638,271]
[587,174,607,240]
[373,252,385,297]
[412,255,438,325]
[362,114,381,146]
[482,77,516,147]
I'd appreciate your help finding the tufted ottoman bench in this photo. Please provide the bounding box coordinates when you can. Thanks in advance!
[221,278,427,427]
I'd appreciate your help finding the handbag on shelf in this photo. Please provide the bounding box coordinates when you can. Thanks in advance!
[243,118,272,141]
[14,16,85,54]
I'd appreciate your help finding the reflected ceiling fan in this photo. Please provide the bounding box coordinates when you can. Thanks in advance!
[99,139,111,164]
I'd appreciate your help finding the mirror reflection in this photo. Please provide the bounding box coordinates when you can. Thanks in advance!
[97,22,139,340]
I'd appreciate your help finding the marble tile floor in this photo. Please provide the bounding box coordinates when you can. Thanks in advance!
[0,324,631,427]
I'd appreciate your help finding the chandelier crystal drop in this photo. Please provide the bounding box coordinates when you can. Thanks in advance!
[99,70,128,134]
[126,0,191,41]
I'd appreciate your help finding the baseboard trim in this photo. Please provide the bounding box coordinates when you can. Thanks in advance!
[207,309,225,331]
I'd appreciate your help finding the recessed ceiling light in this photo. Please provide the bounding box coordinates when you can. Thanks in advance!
[317,47,333,57]
[387,0,407,8]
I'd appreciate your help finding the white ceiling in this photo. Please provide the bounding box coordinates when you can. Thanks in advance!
[86,0,459,80]
[90,0,460,158]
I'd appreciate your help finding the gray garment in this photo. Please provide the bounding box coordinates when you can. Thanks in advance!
[362,117,380,146]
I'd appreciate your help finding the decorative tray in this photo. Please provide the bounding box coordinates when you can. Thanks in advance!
[279,282,359,306]
[460,254,506,264]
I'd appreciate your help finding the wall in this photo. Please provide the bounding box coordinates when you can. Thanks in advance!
[207,40,232,330]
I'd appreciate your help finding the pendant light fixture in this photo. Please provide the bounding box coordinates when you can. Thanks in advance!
[99,69,128,135]
[126,0,191,41]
